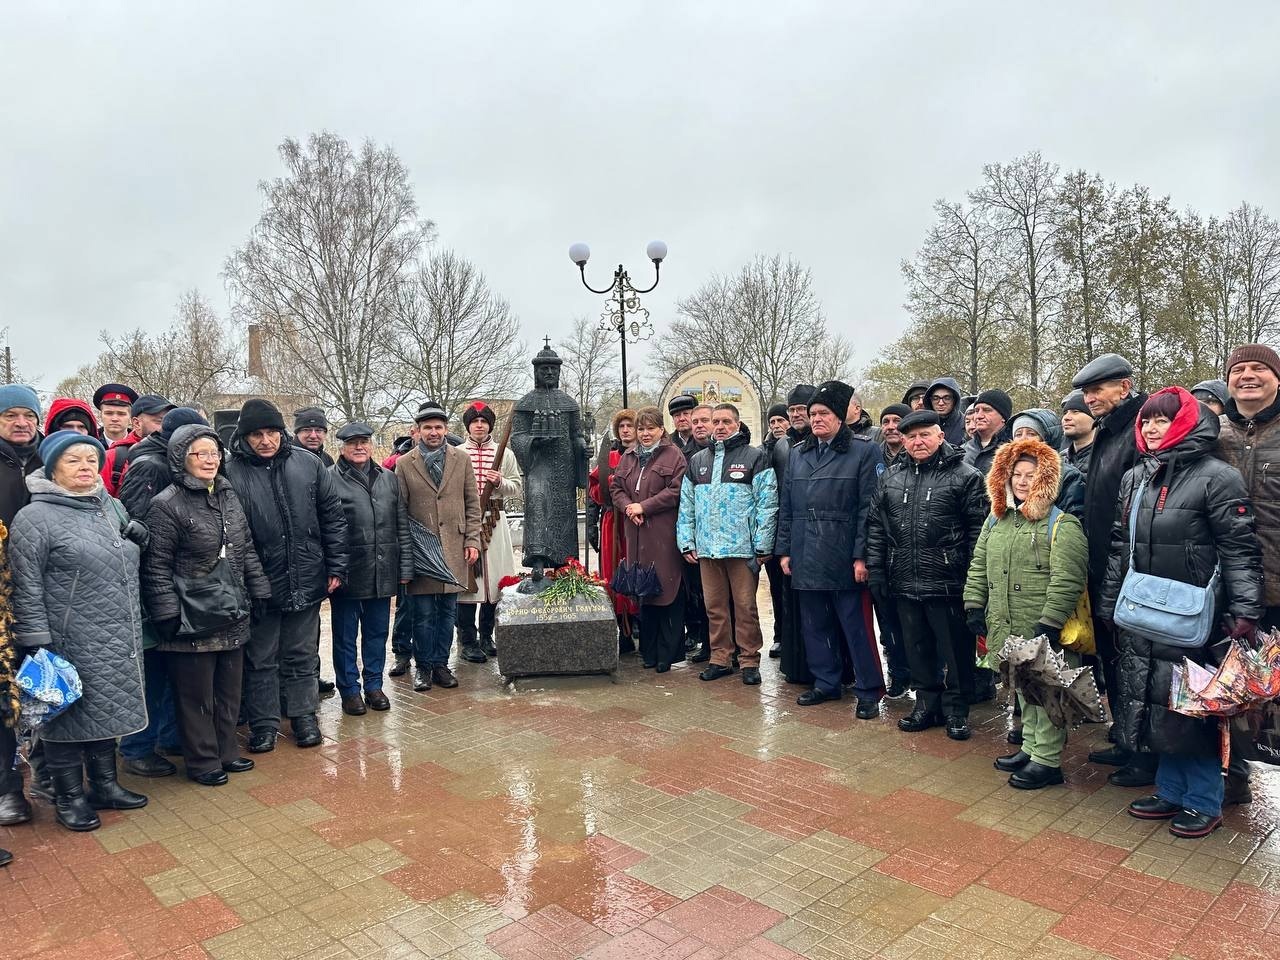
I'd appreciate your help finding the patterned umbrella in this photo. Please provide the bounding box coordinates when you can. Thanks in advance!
[995,634,1106,728]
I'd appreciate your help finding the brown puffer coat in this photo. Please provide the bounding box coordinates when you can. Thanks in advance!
[1216,397,1280,607]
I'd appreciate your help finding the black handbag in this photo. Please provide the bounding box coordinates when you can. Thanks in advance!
[610,559,662,599]
[172,535,250,637]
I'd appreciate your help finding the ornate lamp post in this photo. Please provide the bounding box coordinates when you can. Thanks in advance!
[568,240,668,409]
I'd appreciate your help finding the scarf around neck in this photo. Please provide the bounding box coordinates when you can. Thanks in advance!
[419,441,446,486]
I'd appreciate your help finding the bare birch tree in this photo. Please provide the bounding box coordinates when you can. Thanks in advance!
[653,253,840,403]
[1107,186,1175,390]
[900,200,1008,394]
[1228,202,1280,345]
[972,151,1059,397]
[55,289,240,407]
[1053,170,1116,376]
[224,132,432,422]
[389,249,525,417]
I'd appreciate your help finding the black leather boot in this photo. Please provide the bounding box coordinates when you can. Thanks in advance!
[27,748,53,803]
[456,603,487,663]
[51,765,100,832]
[84,747,148,811]
[0,790,32,825]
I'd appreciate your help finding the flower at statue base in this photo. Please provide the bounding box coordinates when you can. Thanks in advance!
[497,559,607,605]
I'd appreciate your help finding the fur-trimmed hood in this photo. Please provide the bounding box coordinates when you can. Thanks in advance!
[986,437,1062,522]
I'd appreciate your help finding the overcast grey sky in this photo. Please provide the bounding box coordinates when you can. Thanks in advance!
[3,1,1278,391]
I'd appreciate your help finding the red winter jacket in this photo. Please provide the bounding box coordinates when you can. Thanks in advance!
[44,398,99,437]
[101,432,141,495]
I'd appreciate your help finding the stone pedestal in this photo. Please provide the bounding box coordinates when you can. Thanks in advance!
[495,584,619,682]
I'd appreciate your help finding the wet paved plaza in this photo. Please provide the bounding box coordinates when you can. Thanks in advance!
[2,598,1279,960]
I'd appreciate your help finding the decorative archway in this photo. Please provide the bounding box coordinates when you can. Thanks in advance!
[658,359,765,437]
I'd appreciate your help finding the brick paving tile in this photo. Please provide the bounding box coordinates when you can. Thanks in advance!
[1,599,1278,960]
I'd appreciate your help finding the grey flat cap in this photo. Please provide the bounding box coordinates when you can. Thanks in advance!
[1071,353,1134,389]
[335,421,374,441]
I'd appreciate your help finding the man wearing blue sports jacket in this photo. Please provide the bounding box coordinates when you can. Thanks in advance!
[677,403,777,686]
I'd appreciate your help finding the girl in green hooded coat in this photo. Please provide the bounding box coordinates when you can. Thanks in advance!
[964,437,1089,790]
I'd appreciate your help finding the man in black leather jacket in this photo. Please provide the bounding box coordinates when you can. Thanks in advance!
[866,411,988,741]
[225,399,348,754]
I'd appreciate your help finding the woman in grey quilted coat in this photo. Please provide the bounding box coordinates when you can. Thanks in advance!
[9,431,149,832]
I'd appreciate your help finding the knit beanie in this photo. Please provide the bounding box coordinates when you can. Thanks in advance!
[293,406,329,431]
[766,402,788,421]
[1060,390,1093,418]
[415,399,448,424]
[880,403,912,422]
[46,400,97,434]
[1009,414,1046,440]
[40,430,105,477]
[1225,344,1280,379]
[0,384,40,417]
[235,399,286,437]
[162,407,208,437]
[974,389,1013,423]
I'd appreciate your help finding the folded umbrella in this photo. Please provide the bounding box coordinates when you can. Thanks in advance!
[1171,632,1280,767]
[407,517,464,588]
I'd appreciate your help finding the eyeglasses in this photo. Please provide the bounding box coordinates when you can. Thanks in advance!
[186,451,222,462]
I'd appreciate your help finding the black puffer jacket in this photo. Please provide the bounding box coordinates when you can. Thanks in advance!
[866,441,989,600]
[1082,391,1146,589]
[225,433,348,612]
[117,431,170,519]
[1215,395,1280,607]
[0,437,41,529]
[1097,395,1264,758]
[330,455,412,600]
[849,409,881,443]
[292,437,334,467]
[142,425,272,652]
[962,422,1012,477]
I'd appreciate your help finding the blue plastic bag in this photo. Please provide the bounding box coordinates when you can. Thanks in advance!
[16,648,82,728]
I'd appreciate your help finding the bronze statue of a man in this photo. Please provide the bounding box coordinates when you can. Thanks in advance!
[510,341,589,581]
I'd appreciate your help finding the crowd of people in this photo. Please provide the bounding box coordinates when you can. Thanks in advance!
[0,344,1277,868]
[588,346,1276,841]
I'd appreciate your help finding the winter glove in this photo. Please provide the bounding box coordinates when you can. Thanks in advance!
[587,523,600,554]
[122,519,149,549]
[251,598,271,622]
[965,608,988,638]
[1035,622,1062,645]
[1228,617,1259,646]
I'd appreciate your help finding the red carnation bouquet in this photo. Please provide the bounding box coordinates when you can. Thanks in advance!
[498,558,607,604]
